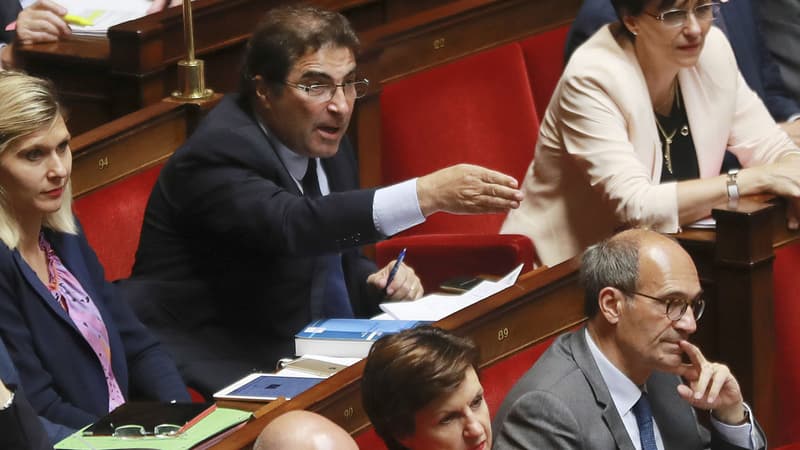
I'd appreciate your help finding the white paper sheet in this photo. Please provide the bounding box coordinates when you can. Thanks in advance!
[379,264,524,321]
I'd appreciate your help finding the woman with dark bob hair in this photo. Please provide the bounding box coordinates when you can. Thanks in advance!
[362,326,491,450]
[502,0,800,266]
[0,71,189,439]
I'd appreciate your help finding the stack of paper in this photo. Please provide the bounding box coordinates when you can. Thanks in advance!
[378,264,524,321]
[58,0,152,37]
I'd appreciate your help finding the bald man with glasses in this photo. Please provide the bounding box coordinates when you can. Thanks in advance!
[493,229,765,450]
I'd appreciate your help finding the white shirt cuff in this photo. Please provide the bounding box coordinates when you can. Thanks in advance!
[786,113,800,123]
[710,403,761,449]
[373,178,425,236]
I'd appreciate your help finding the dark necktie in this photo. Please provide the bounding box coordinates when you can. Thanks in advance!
[302,158,353,318]
[632,391,658,450]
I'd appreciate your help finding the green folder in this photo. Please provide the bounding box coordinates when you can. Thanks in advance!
[55,407,252,450]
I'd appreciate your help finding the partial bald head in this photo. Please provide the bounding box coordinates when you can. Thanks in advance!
[581,228,695,319]
[254,410,358,450]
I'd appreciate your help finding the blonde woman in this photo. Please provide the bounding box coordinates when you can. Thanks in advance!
[0,71,189,435]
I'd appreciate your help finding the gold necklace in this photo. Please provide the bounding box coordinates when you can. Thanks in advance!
[655,119,677,174]
[654,82,689,174]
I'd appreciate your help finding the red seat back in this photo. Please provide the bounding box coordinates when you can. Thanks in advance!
[771,243,800,446]
[380,42,539,236]
[355,427,388,450]
[518,25,570,119]
[73,164,162,281]
[481,336,556,418]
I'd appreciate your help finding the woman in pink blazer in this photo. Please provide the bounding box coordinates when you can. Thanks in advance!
[502,0,800,266]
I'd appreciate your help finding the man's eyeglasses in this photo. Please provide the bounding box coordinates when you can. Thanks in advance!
[284,79,370,103]
[112,423,181,438]
[645,2,721,28]
[626,290,705,322]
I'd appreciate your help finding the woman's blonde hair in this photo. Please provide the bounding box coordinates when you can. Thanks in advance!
[0,71,76,249]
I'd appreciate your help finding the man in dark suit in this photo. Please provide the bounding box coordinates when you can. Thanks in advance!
[0,337,67,449]
[128,4,523,395]
[760,0,800,104]
[493,229,765,449]
[564,0,800,146]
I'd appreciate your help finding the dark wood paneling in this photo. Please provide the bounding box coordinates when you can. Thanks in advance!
[16,0,468,135]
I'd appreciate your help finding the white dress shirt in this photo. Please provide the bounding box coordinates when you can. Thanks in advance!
[259,121,425,237]
[584,329,757,449]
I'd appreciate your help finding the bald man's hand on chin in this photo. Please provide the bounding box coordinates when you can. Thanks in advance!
[416,164,523,217]
[673,340,749,426]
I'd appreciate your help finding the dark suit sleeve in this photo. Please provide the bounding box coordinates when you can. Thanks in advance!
[752,14,800,121]
[0,389,53,450]
[0,256,98,427]
[563,0,618,63]
[73,231,190,403]
[164,129,382,258]
[343,248,381,316]
[493,391,583,449]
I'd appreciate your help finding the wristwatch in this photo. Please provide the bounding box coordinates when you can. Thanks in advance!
[726,168,740,208]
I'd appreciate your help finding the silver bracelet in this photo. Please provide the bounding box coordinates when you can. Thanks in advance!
[726,168,740,208]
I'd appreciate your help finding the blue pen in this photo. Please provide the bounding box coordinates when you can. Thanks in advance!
[384,247,407,295]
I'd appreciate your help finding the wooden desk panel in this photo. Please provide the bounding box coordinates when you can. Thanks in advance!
[676,196,800,440]
[212,260,585,448]
[207,197,792,448]
[17,0,478,135]
[70,96,221,198]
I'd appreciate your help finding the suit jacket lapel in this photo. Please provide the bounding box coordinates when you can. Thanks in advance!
[647,372,706,449]
[12,250,77,331]
[48,232,106,319]
[321,150,346,193]
[255,119,303,196]
[570,330,637,450]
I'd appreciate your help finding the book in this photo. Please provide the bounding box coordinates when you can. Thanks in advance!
[295,318,429,358]
[55,407,252,449]
[213,373,324,402]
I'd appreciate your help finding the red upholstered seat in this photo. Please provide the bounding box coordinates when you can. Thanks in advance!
[376,234,535,299]
[355,427,388,450]
[73,164,162,281]
[376,42,540,288]
[771,243,800,446]
[518,25,570,119]
[481,335,556,417]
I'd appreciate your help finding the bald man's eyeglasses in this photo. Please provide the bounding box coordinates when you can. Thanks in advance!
[626,290,705,322]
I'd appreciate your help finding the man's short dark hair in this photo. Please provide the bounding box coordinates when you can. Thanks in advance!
[580,233,640,318]
[362,326,480,450]
[239,5,360,99]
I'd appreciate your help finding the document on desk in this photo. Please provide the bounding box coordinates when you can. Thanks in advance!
[58,0,151,37]
[686,217,716,229]
[379,264,524,321]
